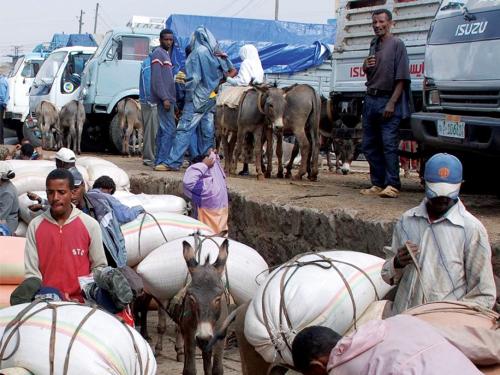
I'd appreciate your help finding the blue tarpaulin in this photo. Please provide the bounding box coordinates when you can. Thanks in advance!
[66,34,97,47]
[165,14,336,74]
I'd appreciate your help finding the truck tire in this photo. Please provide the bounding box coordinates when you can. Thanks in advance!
[109,113,123,154]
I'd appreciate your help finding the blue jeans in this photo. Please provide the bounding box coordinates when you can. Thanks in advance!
[154,104,176,166]
[362,95,402,190]
[166,101,215,169]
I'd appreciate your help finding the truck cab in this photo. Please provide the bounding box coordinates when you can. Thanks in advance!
[411,0,500,173]
[80,27,159,151]
[28,46,97,116]
[4,53,45,137]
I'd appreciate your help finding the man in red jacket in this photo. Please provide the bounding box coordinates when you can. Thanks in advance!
[13,168,132,314]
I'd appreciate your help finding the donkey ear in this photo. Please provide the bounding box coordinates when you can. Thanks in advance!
[213,239,229,276]
[183,241,198,274]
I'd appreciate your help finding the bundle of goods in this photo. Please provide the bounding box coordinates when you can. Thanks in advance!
[137,235,269,305]
[77,156,130,190]
[123,213,214,267]
[0,301,156,374]
[0,237,25,308]
[244,251,392,366]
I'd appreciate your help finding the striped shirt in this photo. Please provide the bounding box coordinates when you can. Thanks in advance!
[381,199,496,314]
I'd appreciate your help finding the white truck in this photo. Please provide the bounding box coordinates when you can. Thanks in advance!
[330,0,441,136]
[4,53,45,138]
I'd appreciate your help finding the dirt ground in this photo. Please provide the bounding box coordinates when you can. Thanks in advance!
[105,154,500,254]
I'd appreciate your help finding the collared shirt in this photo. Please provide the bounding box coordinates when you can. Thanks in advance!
[381,198,496,314]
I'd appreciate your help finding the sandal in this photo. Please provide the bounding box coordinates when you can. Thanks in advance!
[360,186,383,195]
[379,185,400,198]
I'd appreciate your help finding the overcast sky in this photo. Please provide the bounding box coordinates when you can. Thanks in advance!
[0,0,334,61]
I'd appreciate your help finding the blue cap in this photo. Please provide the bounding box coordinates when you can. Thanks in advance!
[424,153,462,183]
[68,167,84,187]
[424,153,462,199]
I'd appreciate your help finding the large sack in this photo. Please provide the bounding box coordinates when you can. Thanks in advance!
[14,221,28,237]
[78,157,129,191]
[137,236,269,305]
[0,368,33,375]
[17,192,45,224]
[0,301,156,374]
[114,191,187,215]
[122,213,214,266]
[0,285,17,308]
[244,251,392,366]
[404,301,500,366]
[0,237,25,285]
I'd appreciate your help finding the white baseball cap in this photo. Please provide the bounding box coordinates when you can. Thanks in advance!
[55,148,76,163]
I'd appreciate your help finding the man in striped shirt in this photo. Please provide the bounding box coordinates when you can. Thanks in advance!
[381,153,496,314]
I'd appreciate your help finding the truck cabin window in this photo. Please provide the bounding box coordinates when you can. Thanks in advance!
[21,62,41,79]
[119,37,149,61]
[61,53,92,94]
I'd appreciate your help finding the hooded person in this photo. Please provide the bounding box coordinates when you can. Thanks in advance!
[160,26,236,171]
[291,316,483,375]
[226,44,264,86]
[381,153,496,314]
[0,161,18,235]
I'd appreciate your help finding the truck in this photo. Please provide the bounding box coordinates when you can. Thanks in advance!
[411,0,500,183]
[330,0,441,135]
[4,53,45,138]
[80,27,159,152]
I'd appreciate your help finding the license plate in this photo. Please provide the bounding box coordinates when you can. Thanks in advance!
[437,118,465,139]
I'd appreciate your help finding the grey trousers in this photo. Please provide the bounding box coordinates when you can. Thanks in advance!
[141,102,159,166]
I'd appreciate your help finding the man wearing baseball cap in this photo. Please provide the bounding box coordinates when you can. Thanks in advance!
[381,153,496,314]
[54,147,77,169]
[0,161,19,235]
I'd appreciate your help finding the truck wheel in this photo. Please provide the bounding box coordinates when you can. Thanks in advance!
[109,113,123,154]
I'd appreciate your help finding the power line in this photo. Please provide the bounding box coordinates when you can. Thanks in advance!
[231,0,254,17]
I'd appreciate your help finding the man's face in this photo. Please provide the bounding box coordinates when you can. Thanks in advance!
[47,179,73,217]
[372,13,392,37]
[302,360,328,375]
[427,196,455,218]
[71,184,86,208]
[161,33,174,50]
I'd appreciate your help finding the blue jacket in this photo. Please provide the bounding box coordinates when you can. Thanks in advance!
[86,189,144,267]
[139,55,152,104]
[0,75,9,110]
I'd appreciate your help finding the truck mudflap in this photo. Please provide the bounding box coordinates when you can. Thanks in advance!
[411,112,500,157]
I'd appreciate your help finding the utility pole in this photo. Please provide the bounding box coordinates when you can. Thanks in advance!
[93,3,99,34]
[275,0,279,20]
[78,10,85,33]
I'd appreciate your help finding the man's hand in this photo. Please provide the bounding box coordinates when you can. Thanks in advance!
[27,192,42,203]
[394,241,419,268]
[203,156,215,168]
[364,55,376,68]
[383,101,395,119]
[28,203,43,212]
[163,99,171,111]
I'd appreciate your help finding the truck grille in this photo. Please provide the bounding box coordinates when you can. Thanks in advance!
[439,90,500,111]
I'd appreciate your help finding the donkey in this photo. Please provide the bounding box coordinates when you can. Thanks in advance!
[216,85,287,180]
[117,98,143,156]
[36,101,60,150]
[59,100,85,154]
[167,240,230,375]
[274,84,320,181]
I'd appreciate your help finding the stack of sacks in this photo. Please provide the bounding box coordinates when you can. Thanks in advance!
[0,301,157,374]
[137,236,269,305]
[123,213,214,266]
[0,237,25,308]
[244,251,393,367]
[77,156,130,190]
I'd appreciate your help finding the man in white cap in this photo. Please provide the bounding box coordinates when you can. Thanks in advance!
[381,153,496,314]
[54,147,77,169]
[0,161,19,235]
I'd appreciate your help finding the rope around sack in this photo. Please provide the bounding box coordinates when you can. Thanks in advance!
[260,252,381,363]
[137,211,171,261]
[0,300,150,375]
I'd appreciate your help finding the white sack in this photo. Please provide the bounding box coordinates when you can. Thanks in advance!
[244,251,392,366]
[118,193,187,215]
[77,157,129,191]
[122,213,214,267]
[137,236,269,305]
[17,192,46,224]
[14,221,28,237]
[0,302,156,375]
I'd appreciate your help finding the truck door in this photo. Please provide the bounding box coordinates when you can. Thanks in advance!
[15,60,42,115]
[56,52,93,108]
[94,35,150,109]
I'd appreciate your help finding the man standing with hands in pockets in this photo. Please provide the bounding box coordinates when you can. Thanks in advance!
[381,153,496,314]
[360,9,411,198]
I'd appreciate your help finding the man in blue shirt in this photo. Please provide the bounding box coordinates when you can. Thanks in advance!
[139,48,158,167]
[0,74,10,145]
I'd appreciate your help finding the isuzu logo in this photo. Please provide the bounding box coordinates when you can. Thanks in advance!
[455,21,488,36]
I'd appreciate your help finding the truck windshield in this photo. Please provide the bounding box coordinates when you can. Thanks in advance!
[94,31,112,57]
[34,51,67,86]
[8,57,24,78]
[437,0,500,16]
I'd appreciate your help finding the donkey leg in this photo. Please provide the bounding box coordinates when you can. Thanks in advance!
[309,129,320,181]
[254,126,265,181]
[264,127,273,179]
[231,130,245,176]
[294,131,310,180]
[285,141,300,179]
[183,328,197,375]
[175,324,185,362]
[202,349,213,375]
[221,132,230,174]
[155,305,167,355]
[212,339,225,375]
[275,131,284,178]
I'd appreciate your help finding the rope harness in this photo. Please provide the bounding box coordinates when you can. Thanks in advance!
[0,300,149,375]
[137,211,171,261]
[260,252,381,364]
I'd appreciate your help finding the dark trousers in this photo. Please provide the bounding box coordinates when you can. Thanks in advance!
[0,108,4,144]
[362,95,402,190]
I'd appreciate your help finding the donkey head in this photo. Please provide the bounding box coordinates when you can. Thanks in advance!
[256,85,287,131]
[183,239,229,351]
